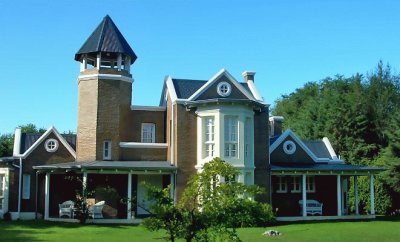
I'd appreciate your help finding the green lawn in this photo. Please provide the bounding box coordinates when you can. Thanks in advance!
[0,218,399,242]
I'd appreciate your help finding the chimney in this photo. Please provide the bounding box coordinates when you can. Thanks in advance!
[242,71,263,101]
[269,116,284,137]
[242,71,256,83]
[13,128,22,156]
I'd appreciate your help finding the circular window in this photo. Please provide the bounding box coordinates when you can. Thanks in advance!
[217,82,232,97]
[45,139,59,152]
[283,140,296,155]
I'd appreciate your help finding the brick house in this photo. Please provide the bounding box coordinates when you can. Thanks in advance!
[0,15,381,222]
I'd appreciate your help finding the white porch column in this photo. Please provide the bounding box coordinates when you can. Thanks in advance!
[354,176,359,215]
[302,174,307,217]
[44,173,50,220]
[82,172,88,198]
[80,56,87,72]
[127,172,132,220]
[337,175,342,216]
[96,53,101,70]
[117,54,122,71]
[124,56,131,72]
[370,175,375,215]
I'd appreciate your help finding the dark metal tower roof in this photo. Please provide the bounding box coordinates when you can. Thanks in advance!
[75,15,137,64]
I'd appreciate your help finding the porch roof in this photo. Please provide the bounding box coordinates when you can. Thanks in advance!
[33,160,176,171]
[271,163,384,175]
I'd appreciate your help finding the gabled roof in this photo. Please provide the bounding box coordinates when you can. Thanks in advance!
[269,129,340,163]
[303,141,331,160]
[20,133,76,154]
[160,69,265,106]
[75,15,137,64]
[15,126,76,159]
[187,69,255,101]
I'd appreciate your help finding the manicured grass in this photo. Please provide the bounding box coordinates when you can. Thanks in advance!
[0,218,399,241]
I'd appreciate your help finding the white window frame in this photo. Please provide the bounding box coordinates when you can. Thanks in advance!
[22,174,30,199]
[204,117,215,158]
[244,118,252,160]
[0,174,4,210]
[291,176,301,193]
[44,138,59,153]
[283,140,296,155]
[306,176,316,193]
[141,123,156,143]
[217,82,232,97]
[224,116,238,158]
[103,140,111,160]
[276,176,288,193]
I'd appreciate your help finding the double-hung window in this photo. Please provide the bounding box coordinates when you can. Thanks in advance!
[306,176,316,192]
[244,118,251,160]
[141,123,155,143]
[103,140,111,160]
[291,176,301,193]
[224,116,238,157]
[204,117,215,158]
[277,176,287,193]
[0,174,4,210]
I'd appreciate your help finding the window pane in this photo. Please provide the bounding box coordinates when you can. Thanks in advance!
[0,175,4,197]
[142,123,155,143]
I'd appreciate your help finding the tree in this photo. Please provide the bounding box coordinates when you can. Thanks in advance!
[143,158,275,242]
[0,133,14,157]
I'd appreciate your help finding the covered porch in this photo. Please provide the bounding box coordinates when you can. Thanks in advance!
[33,161,176,223]
[271,163,383,221]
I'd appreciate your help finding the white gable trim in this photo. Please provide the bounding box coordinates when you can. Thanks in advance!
[165,75,178,103]
[17,126,76,159]
[187,68,255,101]
[269,129,319,162]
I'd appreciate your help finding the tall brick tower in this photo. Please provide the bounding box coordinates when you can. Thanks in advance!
[74,15,137,161]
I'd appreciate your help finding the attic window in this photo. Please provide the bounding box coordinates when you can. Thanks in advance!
[45,139,59,153]
[217,82,231,97]
[283,140,296,155]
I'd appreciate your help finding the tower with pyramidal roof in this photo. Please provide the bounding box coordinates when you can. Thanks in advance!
[74,15,137,161]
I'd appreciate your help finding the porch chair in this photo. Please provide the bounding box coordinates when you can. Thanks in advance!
[89,200,105,219]
[59,200,74,218]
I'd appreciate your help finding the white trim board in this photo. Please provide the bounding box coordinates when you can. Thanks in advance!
[131,106,166,111]
[119,142,168,149]
[78,74,133,84]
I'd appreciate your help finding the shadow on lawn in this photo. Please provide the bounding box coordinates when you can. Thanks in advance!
[273,215,400,227]
[0,220,139,242]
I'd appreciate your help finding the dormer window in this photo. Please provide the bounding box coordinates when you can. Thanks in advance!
[141,123,155,143]
[217,82,232,97]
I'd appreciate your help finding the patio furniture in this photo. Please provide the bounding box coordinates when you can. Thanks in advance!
[59,200,74,218]
[89,201,105,219]
[298,200,323,215]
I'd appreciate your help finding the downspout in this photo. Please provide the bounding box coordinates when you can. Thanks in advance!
[35,171,38,219]
[18,157,22,219]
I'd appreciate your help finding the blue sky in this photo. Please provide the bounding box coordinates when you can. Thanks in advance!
[1,0,400,134]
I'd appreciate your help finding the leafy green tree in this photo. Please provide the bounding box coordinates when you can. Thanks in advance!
[0,133,14,157]
[143,158,275,242]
